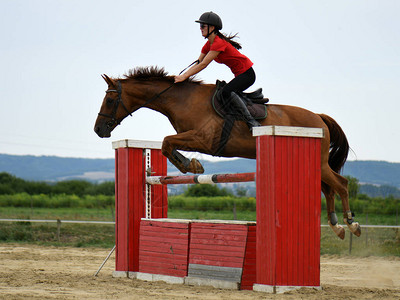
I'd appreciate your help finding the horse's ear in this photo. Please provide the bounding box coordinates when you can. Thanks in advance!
[101,74,115,87]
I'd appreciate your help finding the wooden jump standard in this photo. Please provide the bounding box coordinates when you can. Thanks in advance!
[112,125,323,294]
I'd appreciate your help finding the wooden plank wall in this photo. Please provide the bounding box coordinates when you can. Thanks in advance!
[139,220,190,277]
[138,220,256,289]
[188,222,255,287]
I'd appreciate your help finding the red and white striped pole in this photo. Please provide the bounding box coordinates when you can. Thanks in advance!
[146,172,255,185]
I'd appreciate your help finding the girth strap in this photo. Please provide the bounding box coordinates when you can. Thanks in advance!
[214,115,235,156]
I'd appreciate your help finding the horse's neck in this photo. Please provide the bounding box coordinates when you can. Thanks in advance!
[122,81,169,114]
[125,80,215,131]
[144,82,208,117]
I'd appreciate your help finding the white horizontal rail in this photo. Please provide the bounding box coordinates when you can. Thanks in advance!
[320,224,400,229]
[0,219,115,225]
[0,219,399,228]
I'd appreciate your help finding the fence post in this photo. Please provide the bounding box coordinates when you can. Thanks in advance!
[253,126,323,293]
[30,196,34,217]
[365,213,368,247]
[57,219,61,242]
[112,140,167,277]
[349,233,353,255]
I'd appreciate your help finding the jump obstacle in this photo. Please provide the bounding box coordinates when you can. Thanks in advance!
[111,125,323,293]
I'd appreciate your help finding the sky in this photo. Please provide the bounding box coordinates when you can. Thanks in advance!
[1,0,399,163]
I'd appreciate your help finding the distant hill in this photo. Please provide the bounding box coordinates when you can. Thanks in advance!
[342,160,400,187]
[0,154,115,182]
[1,153,400,193]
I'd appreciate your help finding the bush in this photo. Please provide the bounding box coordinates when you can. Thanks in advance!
[0,172,115,196]
[321,195,400,215]
[184,184,232,197]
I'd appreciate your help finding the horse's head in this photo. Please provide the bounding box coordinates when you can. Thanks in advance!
[95,66,190,138]
[94,74,133,138]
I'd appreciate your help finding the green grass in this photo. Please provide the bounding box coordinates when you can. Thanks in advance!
[168,208,256,221]
[0,222,114,248]
[320,226,400,256]
[171,209,400,226]
[1,207,398,225]
[0,207,115,221]
[320,212,399,226]
[0,206,399,256]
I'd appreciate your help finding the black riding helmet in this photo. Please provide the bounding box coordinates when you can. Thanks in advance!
[195,11,223,30]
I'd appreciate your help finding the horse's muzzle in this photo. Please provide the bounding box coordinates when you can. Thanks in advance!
[94,124,111,138]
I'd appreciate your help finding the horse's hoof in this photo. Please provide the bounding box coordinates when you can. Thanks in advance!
[336,227,345,240]
[189,158,204,174]
[328,221,345,240]
[344,219,361,237]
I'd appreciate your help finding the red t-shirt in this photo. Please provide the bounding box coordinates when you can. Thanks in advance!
[201,35,253,77]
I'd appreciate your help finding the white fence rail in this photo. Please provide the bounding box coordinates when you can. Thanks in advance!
[0,219,399,228]
[0,219,114,225]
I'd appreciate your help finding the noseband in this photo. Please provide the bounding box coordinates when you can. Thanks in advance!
[98,81,132,129]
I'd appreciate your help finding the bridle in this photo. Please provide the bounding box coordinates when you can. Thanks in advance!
[98,81,133,129]
[98,61,199,129]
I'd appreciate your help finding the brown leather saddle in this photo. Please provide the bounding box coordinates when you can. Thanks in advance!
[211,80,269,120]
[211,80,269,156]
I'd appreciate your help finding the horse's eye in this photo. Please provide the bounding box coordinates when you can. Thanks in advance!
[106,97,114,105]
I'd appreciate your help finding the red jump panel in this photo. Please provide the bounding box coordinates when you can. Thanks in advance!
[139,219,191,277]
[254,126,322,292]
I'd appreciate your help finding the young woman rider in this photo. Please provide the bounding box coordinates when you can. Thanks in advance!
[174,11,260,130]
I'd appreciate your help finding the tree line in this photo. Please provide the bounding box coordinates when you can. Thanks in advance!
[0,172,114,196]
[0,172,399,214]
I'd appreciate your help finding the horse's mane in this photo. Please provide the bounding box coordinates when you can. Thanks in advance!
[122,66,202,84]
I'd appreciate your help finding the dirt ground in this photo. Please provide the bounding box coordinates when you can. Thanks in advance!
[0,244,399,300]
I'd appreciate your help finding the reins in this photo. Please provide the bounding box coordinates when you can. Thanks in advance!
[98,61,199,129]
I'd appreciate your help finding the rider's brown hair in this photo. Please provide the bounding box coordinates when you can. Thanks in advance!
[216,31,242,50]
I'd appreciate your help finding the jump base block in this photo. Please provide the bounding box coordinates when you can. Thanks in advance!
[136,219,256,290]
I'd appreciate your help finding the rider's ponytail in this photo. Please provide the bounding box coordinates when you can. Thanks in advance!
[216,31,242,50]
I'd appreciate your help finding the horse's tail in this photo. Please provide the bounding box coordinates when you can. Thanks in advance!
[318,113,349,173]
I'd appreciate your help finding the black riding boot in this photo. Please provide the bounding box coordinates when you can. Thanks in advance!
[228,92,261,130]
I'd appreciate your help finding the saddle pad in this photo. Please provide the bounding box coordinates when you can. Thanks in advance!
[212,90,267,120]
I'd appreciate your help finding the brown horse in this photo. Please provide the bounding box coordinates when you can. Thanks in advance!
[94,66,361,239]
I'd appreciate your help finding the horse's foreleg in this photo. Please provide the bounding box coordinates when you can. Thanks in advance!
[170,148,204,174]
[162,130,213,174]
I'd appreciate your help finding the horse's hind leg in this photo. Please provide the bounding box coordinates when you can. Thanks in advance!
[322,166,361,237]
[322,182,345,239]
